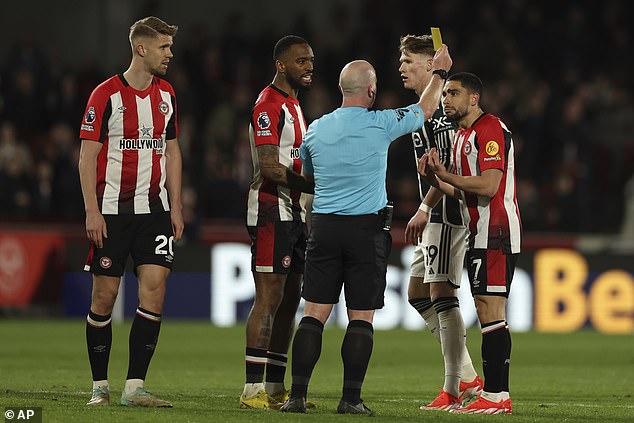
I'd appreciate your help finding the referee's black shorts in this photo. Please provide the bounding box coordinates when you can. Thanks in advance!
[302,213,392,310]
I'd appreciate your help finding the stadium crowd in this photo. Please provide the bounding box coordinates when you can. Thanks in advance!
[0,0,631,237]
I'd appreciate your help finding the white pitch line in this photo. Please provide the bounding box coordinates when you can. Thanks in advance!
[539,402,634,409]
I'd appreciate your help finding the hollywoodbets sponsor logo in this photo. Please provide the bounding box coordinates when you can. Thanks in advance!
[119,138,165,151]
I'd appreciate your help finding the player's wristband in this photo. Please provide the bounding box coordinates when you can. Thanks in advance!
[419,203,433,214]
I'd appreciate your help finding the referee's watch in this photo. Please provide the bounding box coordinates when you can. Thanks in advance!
[432,69,449,80]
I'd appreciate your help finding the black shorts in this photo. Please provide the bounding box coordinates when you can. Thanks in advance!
[84,212,174,277]
[466,248,518,298]
[247,220,307,274]
[302,213,391,310]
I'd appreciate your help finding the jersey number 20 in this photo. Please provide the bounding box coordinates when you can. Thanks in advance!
[155,235,174,256]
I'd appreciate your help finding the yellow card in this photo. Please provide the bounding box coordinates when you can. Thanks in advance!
[431,27,443,51]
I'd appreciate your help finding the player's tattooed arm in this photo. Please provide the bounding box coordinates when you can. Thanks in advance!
[257,145,314,193]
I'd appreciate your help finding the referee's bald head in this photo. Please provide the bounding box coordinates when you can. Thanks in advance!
[339,60,376,95]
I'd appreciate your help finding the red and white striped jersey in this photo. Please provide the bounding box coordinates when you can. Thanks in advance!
[79,74,178,215]
[247,85,308,225]
[453,114,522,253]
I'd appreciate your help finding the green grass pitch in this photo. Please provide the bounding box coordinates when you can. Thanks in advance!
[1,320,633,422]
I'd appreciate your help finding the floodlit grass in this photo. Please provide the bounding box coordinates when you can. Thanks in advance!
[1,319,633,422]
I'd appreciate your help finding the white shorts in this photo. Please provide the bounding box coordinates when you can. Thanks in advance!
[410,222,468,286]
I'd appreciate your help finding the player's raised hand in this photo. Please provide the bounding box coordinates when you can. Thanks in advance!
[428,148,447,174]
[417,153,430,177]
[418,150,441,188]
[431,44,452,73]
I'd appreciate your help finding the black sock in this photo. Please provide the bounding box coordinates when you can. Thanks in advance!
[341,320,374,404]
[289,316,324,399]
[408,297,433,315]
[245,347,267,384]
[86,311,112,381]
[265,351,287,384]
[126,307,161,380]
[502,323,511,392]
[481,320,508,393]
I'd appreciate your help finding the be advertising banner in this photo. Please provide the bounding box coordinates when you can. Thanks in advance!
[10,230,631,334]
[208,244,634,334]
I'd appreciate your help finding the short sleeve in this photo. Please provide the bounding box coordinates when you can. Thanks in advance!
[375,104,425,141]
[476,119,506,172]
[166,93,178,140]
[252,102,282,146]
[80,86,111,143]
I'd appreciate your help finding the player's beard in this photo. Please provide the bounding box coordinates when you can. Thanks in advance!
[288,73,312,92]
[446,106,467,122]
[151,65,168,77]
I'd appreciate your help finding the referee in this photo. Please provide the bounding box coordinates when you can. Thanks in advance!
[280,45,453,415]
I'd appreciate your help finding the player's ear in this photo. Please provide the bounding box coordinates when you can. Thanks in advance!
[275,60,285,74]
[136,43,146,57]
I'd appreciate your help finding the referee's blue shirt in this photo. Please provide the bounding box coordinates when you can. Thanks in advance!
[301,104,425,215]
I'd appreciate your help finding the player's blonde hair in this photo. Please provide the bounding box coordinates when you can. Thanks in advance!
[399,34,435,58]
[129,16,178,46]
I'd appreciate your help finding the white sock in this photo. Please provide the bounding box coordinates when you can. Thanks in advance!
[461,348,478,382]
[421,307,441,344]
[92,380,108,390]
[124,379,144,394]
[264,382,285,396]
[242,382,264,397]
[481,390,509,402]
[438,307,464,397]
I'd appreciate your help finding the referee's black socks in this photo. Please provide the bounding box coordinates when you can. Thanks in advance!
[341,320,374,404]
[289,316,324,399]
[86,310,112,381]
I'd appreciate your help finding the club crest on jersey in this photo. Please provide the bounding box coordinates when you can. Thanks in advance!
[257,112,271,129]
[85,106,96,124]
[158,101,170,116]
[282,255,292,269]
[100,257,112,269]
[463,141,472,155]
[485,140,499,156]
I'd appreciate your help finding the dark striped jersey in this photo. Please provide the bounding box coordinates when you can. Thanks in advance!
[247,84,308,225]
[453,113,522,253]
[79,74,178,215]
[412,104,463,226]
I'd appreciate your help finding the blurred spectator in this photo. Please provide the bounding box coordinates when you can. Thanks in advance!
[0,121,35,216]
[0,0,631,236]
